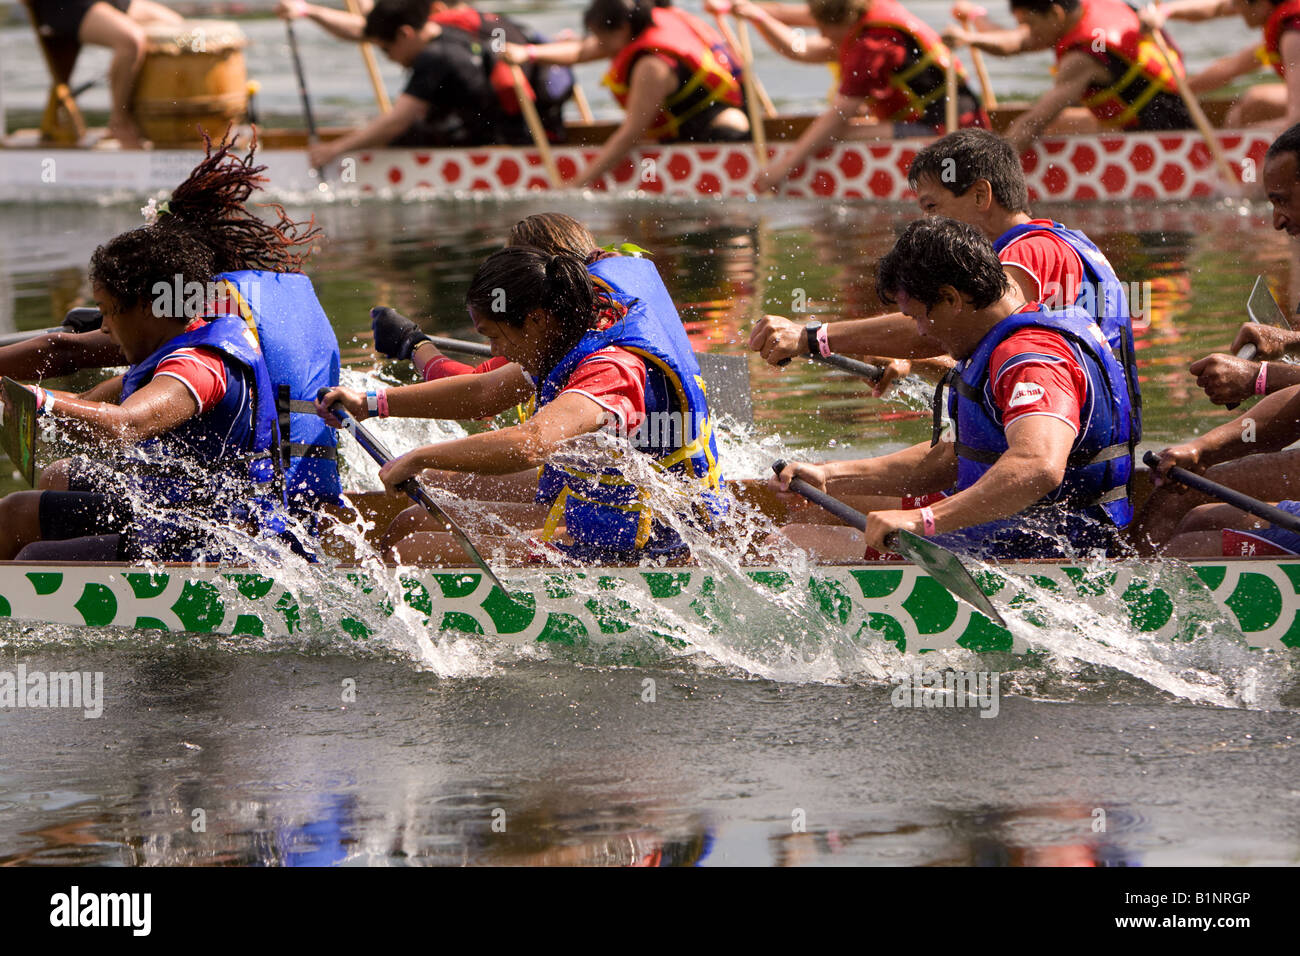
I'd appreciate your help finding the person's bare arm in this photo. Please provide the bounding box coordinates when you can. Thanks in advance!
[309,93,427,167]
[945,20,1037,56]
[78,374,123,405]
[754,95,861,191]
[1005,52,1107,152]
[32,375,199,444]
[1187,44,1262,94]
[505,34,614,66]
[772,439,959,500]
[577,55,678,187]
[863,414,1077,549]
[1139,0,1235,29]
[316,363,533,424]
[278,1,368,42]
[750,313,946,365]
[0,330,123,380]
[733,0,834,62]
[377,390,611,489]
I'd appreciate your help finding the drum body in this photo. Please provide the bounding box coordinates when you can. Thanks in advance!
[133,20,248,147]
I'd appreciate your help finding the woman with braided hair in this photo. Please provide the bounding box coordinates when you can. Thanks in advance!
[0,131,341,562]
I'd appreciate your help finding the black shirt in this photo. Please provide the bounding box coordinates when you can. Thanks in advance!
[400,30,503,147]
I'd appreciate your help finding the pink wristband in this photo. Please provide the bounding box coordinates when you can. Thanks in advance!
[1256,362,1268,396]
[376,388,390,418]
[816,323,832,358]
[920,506,936,537]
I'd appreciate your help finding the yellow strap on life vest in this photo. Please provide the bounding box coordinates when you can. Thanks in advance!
[216,278,261,346]
[1082,41,1177,127]
[1258,43,1280,68]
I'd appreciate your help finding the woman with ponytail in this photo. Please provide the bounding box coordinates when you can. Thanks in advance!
[0,131,339,563]
[368,244,724,565]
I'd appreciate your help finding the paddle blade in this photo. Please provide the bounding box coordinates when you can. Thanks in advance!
[1247,276,1291,330]
[0,377,37,487]
[888,529,1007,629]
[696,352,753,424]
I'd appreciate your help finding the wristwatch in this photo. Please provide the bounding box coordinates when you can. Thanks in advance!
[804,320,823,358]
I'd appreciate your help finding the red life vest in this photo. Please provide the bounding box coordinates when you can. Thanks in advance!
[1262,0,1300,77]
[432,6,532,115]
[603,6,743,141]
[1054,0,1184,128]
[838,0,976,126]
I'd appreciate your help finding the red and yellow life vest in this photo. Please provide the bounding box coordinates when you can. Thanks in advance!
[837,0,971,125]
[1054,0,1184,128]
[432,6,532,114]
[1261,0,1300,77]
[603,6,743,141]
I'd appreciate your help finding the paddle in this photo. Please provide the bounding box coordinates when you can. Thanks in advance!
[1226,276,1292,409]
[1142,450,1300,535]
[343,0,392,113]
[778,351,884,382]
[285,19,324,177]
[772,460,1007,627]
[713,10,777,118]
[323,392,509,592]
[0,377,38,487]
[509,64,562,188]
[732,18,769,168]
[954,5,997,108]
[944,55,959,134]
[1144,7,1238,187]
[374,308,756,425]
[0,307,103,348]
[572,81,596,124]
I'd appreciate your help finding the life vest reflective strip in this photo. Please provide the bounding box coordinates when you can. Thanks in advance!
[839,0,969,123]
[991,220,1142,447]
[1054,0,1183,128]
[215,271,343,511]
[1262,0,1300,76]
[603,7,743,141]
[534,256,724,551]
[934,304,1134,528]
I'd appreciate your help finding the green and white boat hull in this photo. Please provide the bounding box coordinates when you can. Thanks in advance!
[0,558,1298,654]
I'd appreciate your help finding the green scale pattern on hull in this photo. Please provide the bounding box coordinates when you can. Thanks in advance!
[2,561,1300,653]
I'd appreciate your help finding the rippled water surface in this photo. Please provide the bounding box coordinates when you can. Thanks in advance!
[2,1,1300,867]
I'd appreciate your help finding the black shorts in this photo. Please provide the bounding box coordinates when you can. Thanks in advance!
[29,0,132,42]
[37,491,134,560]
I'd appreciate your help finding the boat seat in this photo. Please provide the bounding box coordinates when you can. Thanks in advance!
[18,0,88,145]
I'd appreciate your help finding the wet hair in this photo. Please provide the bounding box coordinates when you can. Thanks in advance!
[908,129,1031,214]
[365,0,435,42]
[584,0,654,37]
[1008,0,1079,14]
[1266,122,1300,171]
[88,129,319,311]
[89,225,217,315]
[507,213,598,259]
[465,247,603,346]
[809,0,868,26]
[876,218,1010,310]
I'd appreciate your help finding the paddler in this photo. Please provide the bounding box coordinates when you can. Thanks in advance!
[736,0,988,192]
[772,217,1135,560]
[945,0,1193,151]
[306,0,566,170]
[320,240,725,564]
[1141,0,1300,126]
[25,0,181,148]
[0,133,342,552]
[279,0,572,147]
[750,129,1141,450]
[516,0,750,188]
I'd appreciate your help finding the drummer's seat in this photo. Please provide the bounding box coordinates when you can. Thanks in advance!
[18,0,88,145]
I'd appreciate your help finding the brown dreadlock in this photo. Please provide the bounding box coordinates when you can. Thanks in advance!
[162,127,322,274]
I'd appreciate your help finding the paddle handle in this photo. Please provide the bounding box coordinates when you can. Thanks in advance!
[425,335,491,358]
[1142,450,1300,534]
[772,460,867,531]
[944,57,959,134]
[510,64,562,188]
[343,0,392,113]
[285,20,318,141]
[778,351,884,382]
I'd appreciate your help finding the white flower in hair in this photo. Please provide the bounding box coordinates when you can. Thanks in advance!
[140,196,171,225]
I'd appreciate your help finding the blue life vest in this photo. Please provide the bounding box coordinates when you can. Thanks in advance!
[931,304,1134,557]
[119,314,280,553]
[993,220,1142,442]
[216,270,343,513]
[533,255,725,554]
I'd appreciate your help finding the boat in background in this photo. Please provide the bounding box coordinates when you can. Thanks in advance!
[0,106,1272,203]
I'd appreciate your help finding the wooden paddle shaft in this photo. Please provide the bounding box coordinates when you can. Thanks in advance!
[343,0,392,113]
[945,57,959,133]
[1142,451,1300,534]
[969,48,997,109]
[714,13,776,118]
[734,19,768,168]
[1148,24,1237,185]
[572,81,595,124]
[510,63,562,187]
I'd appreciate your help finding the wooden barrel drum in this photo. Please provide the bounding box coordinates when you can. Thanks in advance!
[132,20,248,148]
